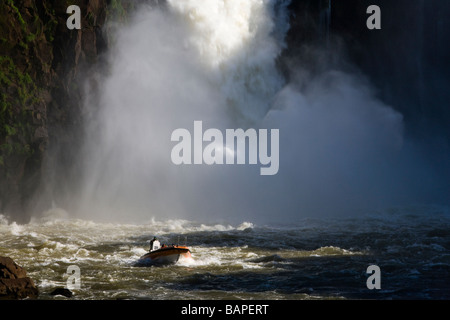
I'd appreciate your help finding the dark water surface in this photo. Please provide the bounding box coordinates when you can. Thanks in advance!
[1,206,449,300]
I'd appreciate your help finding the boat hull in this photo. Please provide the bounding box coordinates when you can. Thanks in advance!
[139,246,191,265]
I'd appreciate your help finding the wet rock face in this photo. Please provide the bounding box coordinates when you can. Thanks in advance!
[330,0,450,140]
[0,0,108,223]
[286,0,450,140]
[0,256,39,299]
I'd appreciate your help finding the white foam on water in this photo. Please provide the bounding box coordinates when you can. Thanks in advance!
[9,222,23,235]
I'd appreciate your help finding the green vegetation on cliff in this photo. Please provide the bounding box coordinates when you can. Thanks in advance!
[0,1,50,169]
[0,55,38,161]
[0,0,137,221]
[0,0,56,220]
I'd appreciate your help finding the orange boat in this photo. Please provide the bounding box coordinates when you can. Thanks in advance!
[139,237,191,265]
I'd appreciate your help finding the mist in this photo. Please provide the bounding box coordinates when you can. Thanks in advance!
[68,0,448,224]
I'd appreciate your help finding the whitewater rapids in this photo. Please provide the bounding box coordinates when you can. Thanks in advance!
[1,206,449,300]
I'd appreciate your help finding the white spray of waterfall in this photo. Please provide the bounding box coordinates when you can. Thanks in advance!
[75,0,290,222]
[167,0,289,123]
[73,0,423,224]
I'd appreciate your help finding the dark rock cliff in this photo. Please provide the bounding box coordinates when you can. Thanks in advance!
[284,0,450,191]
[331,0,450,141]
[0,0,110,223]
[285,0,450,141]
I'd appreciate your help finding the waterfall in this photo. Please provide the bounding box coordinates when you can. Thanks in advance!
[164,0,290,125]
[77,0,292,221]
[416,0,425,113]
[318,0,331,45]
[74,0,418,224]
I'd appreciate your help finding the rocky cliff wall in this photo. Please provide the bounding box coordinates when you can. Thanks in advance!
[0,0,110,223]
[284,0,450,140]
[330,0,450,140]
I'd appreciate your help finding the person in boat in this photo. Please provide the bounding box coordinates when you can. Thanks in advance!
[149,237,161,251]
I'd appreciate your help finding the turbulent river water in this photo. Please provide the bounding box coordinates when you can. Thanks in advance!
[1,206,449,300]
